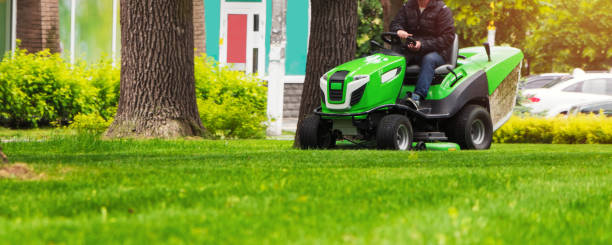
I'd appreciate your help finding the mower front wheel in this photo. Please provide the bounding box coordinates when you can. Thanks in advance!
[376,114,413,151]
[299,115,335,149]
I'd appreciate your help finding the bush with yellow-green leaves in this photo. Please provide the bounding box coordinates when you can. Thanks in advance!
[0,48,119,128]
[494,114,612,144]
[194,56,267,139]
[0,48,267,138]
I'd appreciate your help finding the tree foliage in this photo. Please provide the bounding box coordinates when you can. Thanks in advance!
[364,0,611,74]
[446,0,544,48]
[357,0,384,57]
[524,0,612,73]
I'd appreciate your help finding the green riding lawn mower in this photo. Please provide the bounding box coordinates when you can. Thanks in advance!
[299,33,524,151]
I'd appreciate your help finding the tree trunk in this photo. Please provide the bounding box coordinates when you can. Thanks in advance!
[293,0,357,147]
[193,0,206,55]
[381,0,404,32]
[106,0,204,138]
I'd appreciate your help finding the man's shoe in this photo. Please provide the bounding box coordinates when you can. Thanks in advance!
[405,97,420,110]
[405,93,421,110]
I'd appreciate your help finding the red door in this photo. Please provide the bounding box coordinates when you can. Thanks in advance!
[227,14,247,69]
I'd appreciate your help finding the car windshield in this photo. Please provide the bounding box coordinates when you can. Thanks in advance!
[542,76,573,88]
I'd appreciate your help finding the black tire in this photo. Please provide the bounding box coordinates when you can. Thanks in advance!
[416,141,427,151]
[446,105,493,150]
[299,115,334,150]
[376,114,413,150]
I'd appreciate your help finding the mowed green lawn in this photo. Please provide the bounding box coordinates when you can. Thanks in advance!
[1,137,611,244]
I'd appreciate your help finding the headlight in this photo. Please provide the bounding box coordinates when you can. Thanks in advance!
[321,71,332,81]
[381,68,401,84]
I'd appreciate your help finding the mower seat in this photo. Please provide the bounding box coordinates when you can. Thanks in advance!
[405,34,459,75]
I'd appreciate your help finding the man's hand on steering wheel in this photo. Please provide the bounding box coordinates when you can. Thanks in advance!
[396,30,412,39]
[396,30,421,51]
[407,41,422,52]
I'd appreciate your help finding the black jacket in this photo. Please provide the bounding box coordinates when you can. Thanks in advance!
[390,0,455,61]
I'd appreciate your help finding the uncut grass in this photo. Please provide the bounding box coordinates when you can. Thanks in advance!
[0,137,611,244]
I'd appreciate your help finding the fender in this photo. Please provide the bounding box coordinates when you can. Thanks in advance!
[421,70,490,118]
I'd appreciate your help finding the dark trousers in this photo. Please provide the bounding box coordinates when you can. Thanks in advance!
[406,52,446,99]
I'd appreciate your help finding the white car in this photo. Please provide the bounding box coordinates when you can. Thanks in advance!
[543,99,612,117]
[520,73,569,90]
[523,73,612,115]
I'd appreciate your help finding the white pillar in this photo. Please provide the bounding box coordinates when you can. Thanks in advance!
[10,0,16,51]
[267,47,285,136]
[70,0,76,64]
[112,0,118,65]
[487,28,496,47]
[267,0,287,136]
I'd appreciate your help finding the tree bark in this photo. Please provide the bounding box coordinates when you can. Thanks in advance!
[193,0,206,55]
[293,0,358,147]
[106,0,204,138]
[380,0,404,32]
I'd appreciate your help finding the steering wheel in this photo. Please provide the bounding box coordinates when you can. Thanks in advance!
[381,32,416,47]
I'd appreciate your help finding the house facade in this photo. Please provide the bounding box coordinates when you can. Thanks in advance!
[1,0,60,55]
[1,0,310,132]
[204,0,310,119]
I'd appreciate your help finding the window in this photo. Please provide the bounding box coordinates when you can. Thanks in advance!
[59,0,118,63]
[524,78,556,89]
[562,82,583,92]
[252,48,258,74]
[0,0,11,55]
[606,79,612,96]
[580,102,612,116]
[543,76,573,88]
[253,14,259,32]
[582,79,608,95]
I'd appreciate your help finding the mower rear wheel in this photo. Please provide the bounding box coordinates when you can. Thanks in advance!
[299,114,334,149]
[447,105,493,150]
[376,114,413,151]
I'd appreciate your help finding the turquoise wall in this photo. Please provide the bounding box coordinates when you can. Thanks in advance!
[285,0,309,75]
[204,0,220,61]
[265,0,271,74]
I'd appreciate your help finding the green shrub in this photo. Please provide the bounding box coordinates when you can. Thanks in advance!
[68,113,113,135]
[194,56,267,139]
[1,49,266,139]
[0,48,119,128]
[84,58,120,120]
[494,113,612,144]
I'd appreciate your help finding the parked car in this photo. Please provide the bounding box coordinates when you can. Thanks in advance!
[543,99,612,117]
[520,73,569,90]
[523,73,612,114]
[570,100,612,116]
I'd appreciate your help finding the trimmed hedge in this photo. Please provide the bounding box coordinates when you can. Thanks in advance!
[0,49,119,127]
[494,114,612,144]
[195,56,267,139]
[0,49,267,138]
